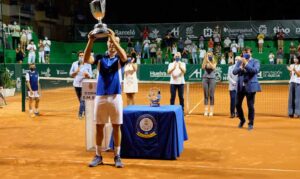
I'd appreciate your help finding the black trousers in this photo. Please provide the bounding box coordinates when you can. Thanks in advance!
[229,90,237,115]
[236,87,256,125]
[170,84,184,111]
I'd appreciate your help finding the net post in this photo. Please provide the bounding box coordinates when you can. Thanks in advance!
[21,75,26,112]
[186,83,190,114]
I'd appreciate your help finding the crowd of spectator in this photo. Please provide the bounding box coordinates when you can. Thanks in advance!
[124,26,299,65]
[0,21,51,64]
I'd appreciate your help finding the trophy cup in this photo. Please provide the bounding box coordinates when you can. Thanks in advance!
[148,87,161,107]
[89,0,109,38]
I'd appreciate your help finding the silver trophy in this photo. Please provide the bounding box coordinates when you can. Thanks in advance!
[89,0,109,38]
[148,87,161,107]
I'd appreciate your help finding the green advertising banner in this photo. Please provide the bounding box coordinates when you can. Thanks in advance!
[138,64,290,82]
[75,20,300,41]
[4,64,290,92]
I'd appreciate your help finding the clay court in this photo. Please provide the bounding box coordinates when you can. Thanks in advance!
[1,83,300,179]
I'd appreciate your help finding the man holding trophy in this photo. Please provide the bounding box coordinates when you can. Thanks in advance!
[84,0,127,168]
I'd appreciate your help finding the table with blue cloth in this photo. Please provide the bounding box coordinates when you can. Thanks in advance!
[121,105,188,160]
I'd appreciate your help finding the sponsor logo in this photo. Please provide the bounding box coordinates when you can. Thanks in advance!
[171,27,180,38]
[188,68,202,80]
[41,67,51,77]
[88,83,93,90]
[149,28,160,39]
[56,70,68,75]
[203,27,213,37]
[136,114,157,138]
[258,70,283,79]
[186,26,198,39]
[223,27,253,34]
[273,26,290,34]
[82,82,96,100]
[150,71,169,78]
[295,28,300,34]
[258,25,267,34]
[115,29,136,38]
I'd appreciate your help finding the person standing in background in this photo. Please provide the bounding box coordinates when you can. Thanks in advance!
[287,56,300,118]
[15,47,25,64]
[26,63,41,118]
[43,37,51,64]
[233,47,261,130]
[123,57,138,105]
[38,39,45,63]
[167,52,186,112]
[27,40,37,64]
[228,57,238,118]
[69,51,92,119]
[202,51,217,117]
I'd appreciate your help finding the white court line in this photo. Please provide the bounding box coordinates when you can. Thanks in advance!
[188,98,204,115]
[0,157,299,173]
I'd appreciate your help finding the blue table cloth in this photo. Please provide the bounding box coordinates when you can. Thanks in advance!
[121,105,188,159]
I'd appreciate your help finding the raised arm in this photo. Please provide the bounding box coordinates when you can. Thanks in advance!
[83,32,96,64]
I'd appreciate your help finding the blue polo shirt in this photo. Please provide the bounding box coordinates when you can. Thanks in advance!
[94,54,127,96]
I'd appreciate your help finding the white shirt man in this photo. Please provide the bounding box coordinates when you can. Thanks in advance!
[27,41,37,64]
[69,52,92,118]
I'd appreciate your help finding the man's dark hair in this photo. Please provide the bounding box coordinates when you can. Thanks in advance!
[77,50,84,56]
[243,47,252,53]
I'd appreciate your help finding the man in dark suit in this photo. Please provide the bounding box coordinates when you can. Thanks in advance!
[233,47,261,130]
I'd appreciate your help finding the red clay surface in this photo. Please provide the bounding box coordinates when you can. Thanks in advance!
[0,85,299,179]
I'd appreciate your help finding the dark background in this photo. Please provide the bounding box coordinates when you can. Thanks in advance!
[90,0,299,24]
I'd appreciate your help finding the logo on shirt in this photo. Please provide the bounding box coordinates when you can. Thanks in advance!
[136,114,157,138]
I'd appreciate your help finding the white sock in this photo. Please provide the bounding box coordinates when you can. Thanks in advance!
[35,108,39,113]
[114,146,121,156]
[204,106,209,113]
[29,109,33,113]
[210,106,214,113]
[95,145,102,157]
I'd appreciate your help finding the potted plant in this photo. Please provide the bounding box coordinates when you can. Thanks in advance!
[1,68,16,97]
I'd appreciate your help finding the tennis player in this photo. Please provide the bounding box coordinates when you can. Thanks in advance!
[84,29,127,168]
[26,63,40,117]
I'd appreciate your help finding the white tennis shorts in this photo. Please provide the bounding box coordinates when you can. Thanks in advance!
[28,91,40,98]
[94,94,123,124]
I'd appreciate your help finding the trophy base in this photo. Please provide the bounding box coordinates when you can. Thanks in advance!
[91,23,109,38]
[150,103,160,107]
